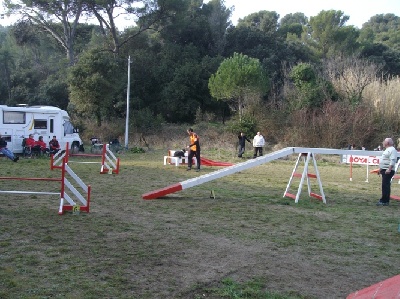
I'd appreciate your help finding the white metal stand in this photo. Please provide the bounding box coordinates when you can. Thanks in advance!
[284,152,326,203]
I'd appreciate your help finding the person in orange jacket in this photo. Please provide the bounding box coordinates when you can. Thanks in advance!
[186,128,201,172]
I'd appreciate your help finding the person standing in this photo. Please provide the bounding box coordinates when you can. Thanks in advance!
[0,134,19,162]
[237,132,251,158]
[187,128,194,155]
[377,137,397,206]
[187,129,200,172]
[253,131,265,158]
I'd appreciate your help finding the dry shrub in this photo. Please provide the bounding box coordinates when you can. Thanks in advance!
[363,76,400,134]
[324,55,382,104]
[283,101,377,149]
[283,108,316,147]
[132,124,187,150]
[195,107,217,123]
[255,103,287,145]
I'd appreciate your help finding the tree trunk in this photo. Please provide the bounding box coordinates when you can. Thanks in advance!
[238,96,243,121]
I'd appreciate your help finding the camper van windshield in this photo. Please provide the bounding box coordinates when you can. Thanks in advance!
[64,121,74,134]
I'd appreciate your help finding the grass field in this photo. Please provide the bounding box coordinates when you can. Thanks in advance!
[0,148,399,299]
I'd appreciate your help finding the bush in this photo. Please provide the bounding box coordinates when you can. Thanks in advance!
[132,108,164,134]
[227,114,258,137]
[129,146,145,153]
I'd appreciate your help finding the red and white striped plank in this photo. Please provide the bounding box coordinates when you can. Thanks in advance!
[347,274,400,299]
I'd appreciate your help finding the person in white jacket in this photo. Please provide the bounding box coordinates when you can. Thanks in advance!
[253,131,265,158]
[376,137,397,206]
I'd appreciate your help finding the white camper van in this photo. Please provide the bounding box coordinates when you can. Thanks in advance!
[0,105,82,154]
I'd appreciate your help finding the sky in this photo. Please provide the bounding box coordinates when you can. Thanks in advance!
[212,0,400,28]
[1,0,400,29]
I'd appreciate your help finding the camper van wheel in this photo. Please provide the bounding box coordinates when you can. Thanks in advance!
[71,142,80,154]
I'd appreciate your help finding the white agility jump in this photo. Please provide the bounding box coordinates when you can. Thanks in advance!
[51,142,120,174]
[142,147,400,201]
[0,158,91,215]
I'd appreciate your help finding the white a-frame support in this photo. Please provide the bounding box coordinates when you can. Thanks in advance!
[284,152,326,203]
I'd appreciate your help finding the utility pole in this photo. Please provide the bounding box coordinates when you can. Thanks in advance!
[125,56,131,149]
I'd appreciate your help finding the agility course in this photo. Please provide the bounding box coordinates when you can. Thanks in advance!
[2,146,399,298]
[143,147,398,200]
[144,147,400,296]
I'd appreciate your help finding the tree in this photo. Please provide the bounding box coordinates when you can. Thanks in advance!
[85,0,186,55]
[154,0,230,57]
[288,62,337,110]
[237,10,279,37]
[304,10,359,58]
[280,12,308,27]
[202,0,232,55]
[0,27,15,102]
[208,52,268,120]
[5,0,83,65]
[278,12,308,39]
[359,14,400,51]
[68,49,120,126]
[38,73,70,109]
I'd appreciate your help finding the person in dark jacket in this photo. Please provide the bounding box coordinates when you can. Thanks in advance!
[237,132,251,158]
[0,134,19,162]
[49,136,60,154]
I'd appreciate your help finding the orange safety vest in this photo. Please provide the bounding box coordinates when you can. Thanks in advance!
[189,134,198,151]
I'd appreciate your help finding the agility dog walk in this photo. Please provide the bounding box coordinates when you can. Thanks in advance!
[143,147,398,200]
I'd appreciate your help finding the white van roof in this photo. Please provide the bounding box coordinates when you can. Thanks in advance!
[0,105,64,113]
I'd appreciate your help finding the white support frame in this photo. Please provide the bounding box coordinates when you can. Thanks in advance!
[283,152,326,203]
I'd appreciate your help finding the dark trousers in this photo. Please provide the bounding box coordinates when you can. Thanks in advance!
[253,147,263,158]
[188,150,200,169]
[238,145,245,157]
[380,169,395,203]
